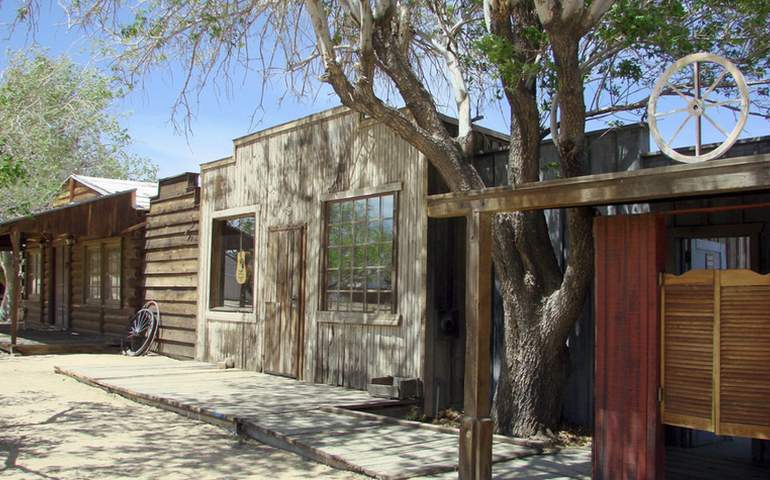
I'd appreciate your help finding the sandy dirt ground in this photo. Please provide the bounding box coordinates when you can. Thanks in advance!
[0,354,364,479]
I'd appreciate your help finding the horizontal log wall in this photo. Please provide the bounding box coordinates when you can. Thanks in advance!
[20,237,48,328]
[143,173,200,359]
[69,231,145,336]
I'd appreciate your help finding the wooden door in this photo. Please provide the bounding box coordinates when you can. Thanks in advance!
[660,270,716,432]
[661,269,770,440]
[53,244,69,330]
[263,225,305,378]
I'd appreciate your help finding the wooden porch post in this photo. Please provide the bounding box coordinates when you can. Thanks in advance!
[459,210,493,480]
[10,229,21,347]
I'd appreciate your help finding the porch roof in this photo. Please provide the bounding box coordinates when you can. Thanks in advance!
[427,153,770,218]
[0,190,146,250]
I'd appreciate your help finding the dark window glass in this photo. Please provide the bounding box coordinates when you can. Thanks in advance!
[210,216,255,311]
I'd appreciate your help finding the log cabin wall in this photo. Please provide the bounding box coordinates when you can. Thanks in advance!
[197,107,428,387]
[19,236,50,328]
[68,230,145,336]
[10,190,149,336]
[143,173,200,359]
[20,229,145,336]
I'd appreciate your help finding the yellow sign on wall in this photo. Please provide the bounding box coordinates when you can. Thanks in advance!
[236,251,249,285]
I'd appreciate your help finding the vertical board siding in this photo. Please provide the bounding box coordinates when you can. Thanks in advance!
[593,214,665,480]
[143,173,201,359]
[197,109,427,388]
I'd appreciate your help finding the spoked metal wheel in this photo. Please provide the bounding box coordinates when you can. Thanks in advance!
[648,52,749,163]
[123,302,160,356]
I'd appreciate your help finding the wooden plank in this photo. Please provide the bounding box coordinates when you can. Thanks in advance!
[145,223,198,239]
[459,210,493,480]
[144,259,199,275]
[145,235,198,251]
[428,153,770,218]
[145,247,199,262]
[157,327,197,345]
[145,288,197,303]
[10,230,21,346]
[144,275,199,288]
[147,193,197,215]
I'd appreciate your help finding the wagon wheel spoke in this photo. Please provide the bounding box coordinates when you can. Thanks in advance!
[702,111,729,138]
[704,98,741,108]
[666,81,692,101]
[703,70,727,100]
[654,107,690,118]
[669,113,693,145]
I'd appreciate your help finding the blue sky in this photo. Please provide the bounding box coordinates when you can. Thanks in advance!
[1,4,767,178]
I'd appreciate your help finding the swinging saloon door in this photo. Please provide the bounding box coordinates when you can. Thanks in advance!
[661,269,770,439]
[263,225,305,378]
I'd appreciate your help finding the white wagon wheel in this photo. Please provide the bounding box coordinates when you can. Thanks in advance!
[648,52,749,163]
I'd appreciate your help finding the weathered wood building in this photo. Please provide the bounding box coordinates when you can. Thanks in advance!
[142,173,201,359]
[0,173,200,358]
[194,107,506,393]
[0,176,155,336]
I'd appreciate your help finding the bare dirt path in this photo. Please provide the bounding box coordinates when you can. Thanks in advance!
[0,354,364,479]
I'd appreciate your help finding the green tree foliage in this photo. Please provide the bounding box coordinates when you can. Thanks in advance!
[473,0,769,129]
[0,49,157,221]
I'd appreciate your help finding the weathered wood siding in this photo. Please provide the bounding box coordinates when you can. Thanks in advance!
[197,108,428,388]
[143,173,200,359]
[51,178,101,207]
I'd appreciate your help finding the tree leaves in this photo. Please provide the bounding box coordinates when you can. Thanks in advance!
[0,49,157,221]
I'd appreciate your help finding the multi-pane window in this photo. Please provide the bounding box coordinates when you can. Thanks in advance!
[27,249,42,298]
[210,215,255,311]
[83,240,121,305]
[85,244,102,303]
[104,244,121,302]
[323,192,396,313]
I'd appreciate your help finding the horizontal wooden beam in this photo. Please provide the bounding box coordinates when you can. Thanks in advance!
[427,154,770,218]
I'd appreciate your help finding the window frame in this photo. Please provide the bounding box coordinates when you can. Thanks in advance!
[320,186,399,316]
[82,238,122,307]
[102,240,123,307]
[206,207,258,315]
[26,247,42,300]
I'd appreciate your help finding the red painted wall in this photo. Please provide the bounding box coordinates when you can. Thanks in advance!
[593,214,666,480]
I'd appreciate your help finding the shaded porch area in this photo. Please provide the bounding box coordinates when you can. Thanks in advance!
[0,323,118,355]
[666,440,770,480]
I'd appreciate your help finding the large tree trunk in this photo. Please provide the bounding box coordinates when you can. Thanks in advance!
[494,292,572,436]
[307,0,595,438]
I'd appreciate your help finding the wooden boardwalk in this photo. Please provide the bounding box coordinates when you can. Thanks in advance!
[55,355,543,479]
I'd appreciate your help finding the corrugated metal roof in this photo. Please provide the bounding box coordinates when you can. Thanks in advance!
[69,174,158,209]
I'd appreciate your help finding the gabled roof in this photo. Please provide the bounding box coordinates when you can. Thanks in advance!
[68,174,158,209]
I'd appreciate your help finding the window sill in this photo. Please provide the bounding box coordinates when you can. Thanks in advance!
[316,311,401,327]
[209,307,254,313]
[206,309,255,323]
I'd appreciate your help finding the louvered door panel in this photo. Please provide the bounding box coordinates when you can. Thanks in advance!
[719,271,770,439]
[661,270,715,432]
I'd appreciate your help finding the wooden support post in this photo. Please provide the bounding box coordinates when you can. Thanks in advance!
[10,229,21,347]
[459,210,493,480]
